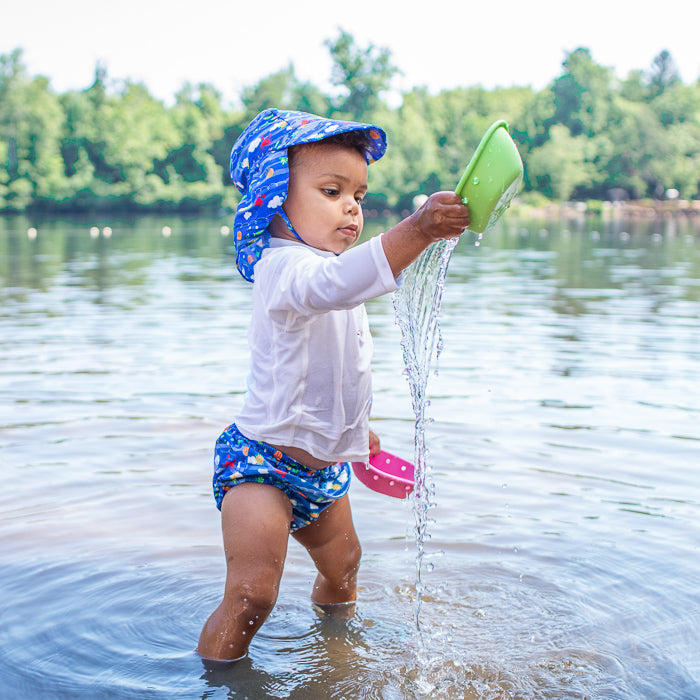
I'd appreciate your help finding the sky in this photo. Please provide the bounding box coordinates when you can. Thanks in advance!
[2,0,698,105]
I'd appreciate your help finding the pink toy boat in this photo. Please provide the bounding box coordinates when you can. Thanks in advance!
[352,450,414,499]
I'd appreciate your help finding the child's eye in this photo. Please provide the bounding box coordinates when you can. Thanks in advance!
[322,188,339,197]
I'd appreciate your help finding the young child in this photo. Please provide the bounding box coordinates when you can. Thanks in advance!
[198,108,469,662]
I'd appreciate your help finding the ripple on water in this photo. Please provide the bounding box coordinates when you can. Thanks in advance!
[2,558,207,699]
[2,219,700,698]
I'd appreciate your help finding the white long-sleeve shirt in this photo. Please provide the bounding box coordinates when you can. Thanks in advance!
[234,234,399,463]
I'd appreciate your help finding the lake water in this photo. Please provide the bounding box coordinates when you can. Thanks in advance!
[1,211,699,699]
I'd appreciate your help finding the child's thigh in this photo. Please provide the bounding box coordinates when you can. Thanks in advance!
[221,482,293,584]
[292,495,360,572]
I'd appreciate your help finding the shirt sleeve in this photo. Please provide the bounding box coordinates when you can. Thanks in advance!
[261,235,399,314]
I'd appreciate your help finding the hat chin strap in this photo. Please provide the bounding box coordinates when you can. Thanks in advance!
[278,209,307,245]
[277,208,340,257]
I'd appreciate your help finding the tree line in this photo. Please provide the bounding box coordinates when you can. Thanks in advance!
[1,31,698,215]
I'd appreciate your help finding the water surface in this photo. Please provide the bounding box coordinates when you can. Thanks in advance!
[1,212,698,699]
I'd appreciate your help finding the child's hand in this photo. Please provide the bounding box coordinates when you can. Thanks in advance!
[412,192,470,242]
[381,192,470,276]
[368,430,381,457]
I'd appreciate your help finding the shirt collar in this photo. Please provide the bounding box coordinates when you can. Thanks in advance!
[267,237,337,258]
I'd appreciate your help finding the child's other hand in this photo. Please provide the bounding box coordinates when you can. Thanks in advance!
[412,192,470,242]
[368,430,381,457]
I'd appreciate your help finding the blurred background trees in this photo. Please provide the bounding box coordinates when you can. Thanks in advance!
[1,31,698,214]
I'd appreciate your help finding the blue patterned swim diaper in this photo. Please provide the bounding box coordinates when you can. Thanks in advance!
[213,423,351,531]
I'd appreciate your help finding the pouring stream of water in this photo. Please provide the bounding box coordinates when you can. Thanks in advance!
[393,237,459,640]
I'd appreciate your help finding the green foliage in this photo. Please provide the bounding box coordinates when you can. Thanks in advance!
[1,41,698,214]
[549,48,616,137]
[527,125,595,200]
[1,50,69,210]
[325,29,399,121]
[240,66,331,122]
[645,50,682,99]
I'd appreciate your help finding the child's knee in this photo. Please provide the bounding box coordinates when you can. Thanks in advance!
[347,540,362,573]
[233,580,279,620]
[335,539,362,583]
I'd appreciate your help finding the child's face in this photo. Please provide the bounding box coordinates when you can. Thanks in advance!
[279,142,368,254]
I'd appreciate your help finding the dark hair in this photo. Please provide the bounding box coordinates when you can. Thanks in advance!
[288,130,372,167]
[320,130,373,157]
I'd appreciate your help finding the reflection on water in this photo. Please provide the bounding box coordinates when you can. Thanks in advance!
[1,212,699,699]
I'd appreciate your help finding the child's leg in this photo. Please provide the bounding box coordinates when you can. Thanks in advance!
[292,494,361,605]
[197,482,292,661]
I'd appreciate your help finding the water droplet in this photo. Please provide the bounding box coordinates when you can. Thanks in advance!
[472,176,480,185]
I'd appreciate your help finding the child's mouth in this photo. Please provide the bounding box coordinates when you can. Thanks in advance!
[338,225,358,238]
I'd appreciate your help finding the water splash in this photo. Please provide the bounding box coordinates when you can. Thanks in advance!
[392,236,458,641]
[391,181,521,669]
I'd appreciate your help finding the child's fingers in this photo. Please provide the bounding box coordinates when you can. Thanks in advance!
[444,204,471,224]
[429,192,470,224]
[368,430,381,456]
[429,191,463,204]
[437,205,470,232]
[413,192,471,240]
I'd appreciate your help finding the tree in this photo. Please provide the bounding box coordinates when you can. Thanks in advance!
[240,66,330,122]
[0,49,68,210]
[325,29,399,121]
[527,125,595,200]
[369,94,440,209]
[619,69,647,102]
[1,43,699,212]
[167,84,224,182]
[548,48,616,137]
[592,101,654,198]
[645,50,681,99]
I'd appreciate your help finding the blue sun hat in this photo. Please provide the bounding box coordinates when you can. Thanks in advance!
[230,108,387,282]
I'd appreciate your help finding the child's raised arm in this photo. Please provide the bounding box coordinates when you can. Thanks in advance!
[380,192,470,277]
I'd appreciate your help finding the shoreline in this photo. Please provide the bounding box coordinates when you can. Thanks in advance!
[1,198,699,228]
[515,198,700,220]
